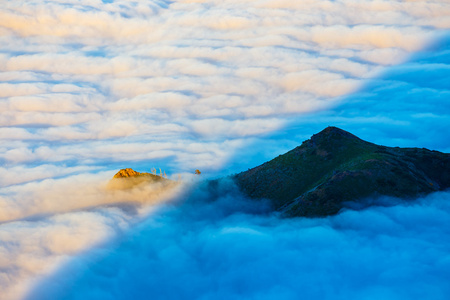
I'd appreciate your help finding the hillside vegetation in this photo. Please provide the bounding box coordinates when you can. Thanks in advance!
[233,127,450,217]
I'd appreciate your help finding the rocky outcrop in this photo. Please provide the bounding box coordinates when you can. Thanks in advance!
[113,168,146,178]
[108,168,171,190]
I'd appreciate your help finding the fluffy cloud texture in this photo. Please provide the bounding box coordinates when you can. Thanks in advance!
[1,0,449,175]
[0,206,133,300]
[0,172,186,300]
[1,0,450,299]
[26,185,450,300]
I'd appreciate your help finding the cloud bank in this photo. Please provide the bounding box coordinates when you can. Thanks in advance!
[1,0,450,299]
[26,183,450,300]
[1,0,449,176]
[0,172,186,300]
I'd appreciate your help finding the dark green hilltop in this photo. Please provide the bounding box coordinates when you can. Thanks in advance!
[232,126,450,217]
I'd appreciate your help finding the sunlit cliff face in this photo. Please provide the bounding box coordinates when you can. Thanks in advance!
[1,0,450,299]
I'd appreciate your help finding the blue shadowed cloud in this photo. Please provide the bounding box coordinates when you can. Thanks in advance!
[0,1,450,298]
[23,30,450,300]
[226,33,450,173]
[27,185,450,300]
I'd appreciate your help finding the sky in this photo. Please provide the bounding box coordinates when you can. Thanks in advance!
[0,0,450,299]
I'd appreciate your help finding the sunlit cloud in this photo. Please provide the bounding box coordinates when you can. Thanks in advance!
[0,207,135,300]
[25,187,450,300]
[1,0,448,174]
[0,172,185,299]
[1,0,449,299]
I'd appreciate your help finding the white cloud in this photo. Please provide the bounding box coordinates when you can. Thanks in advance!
[0,0,449,299]
[0,172,183,223]
[0,207,135,300]
[1,1,446,174]
[0,165,99,187]
[23,187,450,300]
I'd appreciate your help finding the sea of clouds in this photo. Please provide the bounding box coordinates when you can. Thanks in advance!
[1,0,450,299]
[26,185,450,300]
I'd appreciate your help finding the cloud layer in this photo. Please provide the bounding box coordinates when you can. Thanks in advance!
[0,172,186,300]
[1,0,449,176]
[26,184,450,300]
[1,1,450,299]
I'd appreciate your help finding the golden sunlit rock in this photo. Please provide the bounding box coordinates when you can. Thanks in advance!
[108,168,174,190]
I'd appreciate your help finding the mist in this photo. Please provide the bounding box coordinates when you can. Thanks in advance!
[26,181,450,300]
[1,0,450,299]
[0,173,185,300]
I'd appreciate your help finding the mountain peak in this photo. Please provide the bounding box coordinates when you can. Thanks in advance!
[310,126,362,144]
[316,126,355,136]
[233,127,450,217]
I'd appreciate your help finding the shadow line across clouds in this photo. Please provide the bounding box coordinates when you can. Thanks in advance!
[24,34,450,300]
[1,1,450,299]
[26,183,450,300]
[225,32,450,174]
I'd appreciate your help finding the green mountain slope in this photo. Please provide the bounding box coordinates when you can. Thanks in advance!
[233,127,450,217]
